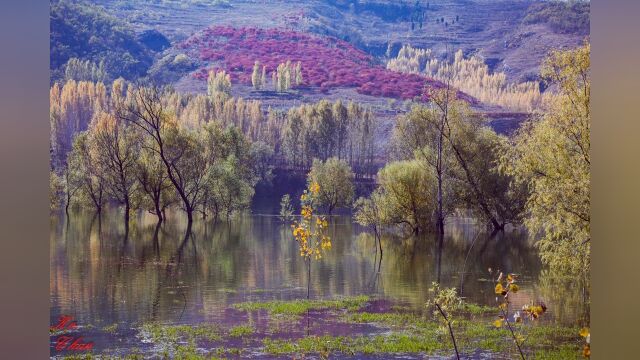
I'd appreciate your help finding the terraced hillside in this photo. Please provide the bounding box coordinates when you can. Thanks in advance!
[83,0,587,136]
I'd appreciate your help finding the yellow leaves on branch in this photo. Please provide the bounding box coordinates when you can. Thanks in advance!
[291,182,331,261]
[580,327,590,358]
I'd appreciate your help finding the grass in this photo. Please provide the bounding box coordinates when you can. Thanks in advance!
[140,323,221,344]
[228,324,255,338]
[232,295,370,315]
[263,333,443,355]
[101,323,118,334]
[124,298,582,359]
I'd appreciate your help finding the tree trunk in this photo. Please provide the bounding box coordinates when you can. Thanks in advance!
[307,259,311,299]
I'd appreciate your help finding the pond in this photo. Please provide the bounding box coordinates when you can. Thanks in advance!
[50,206,589,359]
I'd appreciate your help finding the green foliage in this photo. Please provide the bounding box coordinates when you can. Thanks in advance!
[67,132,105,212]
[232,296,369,316]
[389,96,525,232]
[147,53,196,84]
[228,324,255,338]
[523,1,590,35]
[426,283,462,318]
[50,171,65,210]
[50,0,156,81]
[501,44,590,275]
[64,58,107,82]
[307,158,355,214]
[279,194,294,222]
[281,100,376,177]
[372,159,436,233]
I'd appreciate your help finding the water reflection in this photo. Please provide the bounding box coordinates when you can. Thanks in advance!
[50,208,587,331]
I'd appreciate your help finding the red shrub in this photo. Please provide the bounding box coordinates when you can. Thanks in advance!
[182,26,473,102]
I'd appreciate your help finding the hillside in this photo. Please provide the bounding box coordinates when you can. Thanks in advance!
[55,0,588,134]
[50,0,167,82]
[93,0,588,84]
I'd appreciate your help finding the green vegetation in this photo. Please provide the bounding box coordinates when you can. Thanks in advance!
[101,323,118,334]
[360,159,436,234]
[282,100,377,177]
[51,83,262,223]
[141,323,221,344]
[501,43,590,275]
[232,295,369,315]
[278,194,295,221]
[524,1,590,35]
[307,158,355,214]
[50,0,159,82]
[356,88,526,235]
[228,324,255,338]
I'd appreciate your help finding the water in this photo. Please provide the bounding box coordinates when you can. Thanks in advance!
[50,207,589,357]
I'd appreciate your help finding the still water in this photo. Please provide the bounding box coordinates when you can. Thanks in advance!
[50,207,589,356]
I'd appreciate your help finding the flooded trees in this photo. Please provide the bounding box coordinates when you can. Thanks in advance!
[281,100,377,177]
[307,158,355,215]
[501,44,590,275]
[374,159,436,234]
[89,112,140,223]
[389,91,524,234]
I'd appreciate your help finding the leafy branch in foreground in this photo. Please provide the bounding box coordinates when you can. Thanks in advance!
[492,271,546,360]
[580,327,590,358]
[426,283,461,360]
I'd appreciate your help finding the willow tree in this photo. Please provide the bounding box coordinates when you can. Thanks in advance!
[307,158,355,215]
[373,159,436,234]
[67,132,105,213]
[501,43,590,275]
[116,86,205,224]
[136,140,175,223]
[89,112,140,223]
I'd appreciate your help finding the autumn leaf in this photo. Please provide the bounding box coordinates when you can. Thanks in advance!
[579,327,590,338]
[493,319,504,328]
[495,283,505,295]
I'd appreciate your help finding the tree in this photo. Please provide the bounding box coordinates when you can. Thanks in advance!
[353,193,387,254]
[307,158,355,215]
[393,103,453,234]
[291,182,331,298]
[50,171,65,211]
[501,43,590,275]
[89,111,140,223]
[201,123,257,219]
[251,61,262,90]
[116,86,204,224]
[434,92,521,231]
[207,70,232,100]
[279,194,294,222]
[136,141,175,223]
[67,132,105,213]
[374,159,436,234]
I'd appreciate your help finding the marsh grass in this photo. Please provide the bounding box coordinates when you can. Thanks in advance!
[231,295,369,315]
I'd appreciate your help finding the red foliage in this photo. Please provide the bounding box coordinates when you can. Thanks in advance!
[183,27,472,102]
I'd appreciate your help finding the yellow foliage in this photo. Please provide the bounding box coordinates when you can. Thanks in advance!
[291,182,331,261]
[387,46,550,112]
